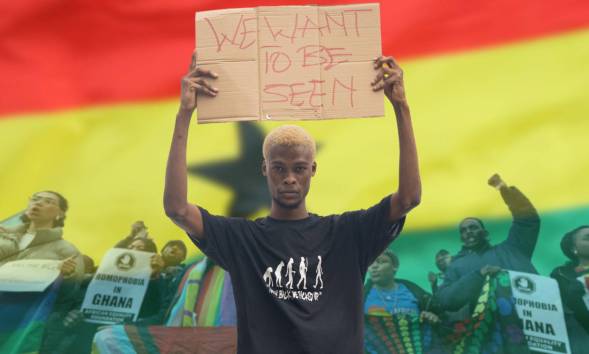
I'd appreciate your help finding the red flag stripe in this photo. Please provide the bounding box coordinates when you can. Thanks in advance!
[1,0,589,116]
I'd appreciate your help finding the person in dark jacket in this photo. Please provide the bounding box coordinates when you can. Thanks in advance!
[551,226,589,334]
[435,174,540,311]
[427,249,451,294]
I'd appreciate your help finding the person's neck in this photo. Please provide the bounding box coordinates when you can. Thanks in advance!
[374,279,397,291]
[27,220,53,232]
[465,240,490,253]
[269,203,310,221]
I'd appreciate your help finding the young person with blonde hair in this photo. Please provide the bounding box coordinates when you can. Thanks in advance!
[164,52,420,354]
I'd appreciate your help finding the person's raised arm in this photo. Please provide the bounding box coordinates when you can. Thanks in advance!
[489,174,540,257]
[372,56,421,222]
[164,52,218,240]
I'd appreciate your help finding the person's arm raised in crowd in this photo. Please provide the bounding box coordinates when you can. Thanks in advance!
[164,51,218,240]
[371,56,421,222]
[489,174,540,258]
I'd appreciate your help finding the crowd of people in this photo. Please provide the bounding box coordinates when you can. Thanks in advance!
[363,175,589,353]
[1,53,588,354]
[1,179,588,353]
[0,193,194,353]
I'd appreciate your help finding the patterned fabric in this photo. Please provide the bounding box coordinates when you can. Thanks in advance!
[165,259,230,327]
[442,272,529,354]
[365,313,432,354]
[0,278,61,354]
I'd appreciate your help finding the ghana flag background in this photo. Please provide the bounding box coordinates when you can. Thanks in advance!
[1,0,589,289]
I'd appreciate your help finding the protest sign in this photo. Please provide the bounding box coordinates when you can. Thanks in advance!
[195,3,383,123]
[81,248,151,324]
[0,259,61,292]
[509,270,571,354]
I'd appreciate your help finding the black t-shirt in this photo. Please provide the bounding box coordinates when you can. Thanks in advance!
[191,196,405,354]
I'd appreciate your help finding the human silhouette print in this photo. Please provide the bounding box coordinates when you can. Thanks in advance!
[275,261,285,287]
[314,255,324,289]
[285,258,295,289]
[297,257,308,290]
[263,267,274,287]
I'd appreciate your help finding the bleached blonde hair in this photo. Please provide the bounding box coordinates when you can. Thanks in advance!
[262,125,316,160]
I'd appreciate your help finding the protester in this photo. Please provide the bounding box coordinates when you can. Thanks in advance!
[163,52,420,354]
[0,191,83,278]
[41,239,166,353]
[161,240,187,267]
[551,226,589,334]
[427,249,451,293]
[435,174,540,311]
[366,249,438,318]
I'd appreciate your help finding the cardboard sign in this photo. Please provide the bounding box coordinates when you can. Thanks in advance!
[0,259,61,292]
[509,271,571,354]
[195,3,383,123]
[81,248,152,324]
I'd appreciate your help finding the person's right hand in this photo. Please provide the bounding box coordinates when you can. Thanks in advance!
[60,255,78,277]
[488,173,507,190]
[180,51,218,112]
[427,271,437,285]
[480,265,502,276]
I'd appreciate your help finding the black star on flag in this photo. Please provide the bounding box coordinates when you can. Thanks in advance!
[188,122,270,218]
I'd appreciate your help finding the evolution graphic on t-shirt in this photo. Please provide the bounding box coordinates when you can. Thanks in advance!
[262,255,324,302]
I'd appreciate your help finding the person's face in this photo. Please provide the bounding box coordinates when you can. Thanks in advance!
[573,228,589,258]
[369,254,397,285]
[128,239,146,251]
[459,218,487,249]
[262,144,316,210]
[25,192,63,226]
[435,253,451,271]
[162,244,186,266]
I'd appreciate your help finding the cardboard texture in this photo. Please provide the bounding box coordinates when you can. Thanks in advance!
[195,3,383,123]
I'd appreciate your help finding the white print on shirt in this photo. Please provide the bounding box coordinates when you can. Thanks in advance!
[285,258,295,289]
[297,257,308,290]
[314,255,323,289]
[262,255,324,302]
[275,261,285,287]
[263,267,274,287]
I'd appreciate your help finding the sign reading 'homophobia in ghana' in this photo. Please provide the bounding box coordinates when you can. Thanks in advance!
[81,248,152,324]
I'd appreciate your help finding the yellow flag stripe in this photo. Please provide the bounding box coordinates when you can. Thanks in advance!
[1,29,588,261]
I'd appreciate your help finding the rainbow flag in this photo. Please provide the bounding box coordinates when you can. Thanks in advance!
[1,0,589,289]
[0,279,62,354]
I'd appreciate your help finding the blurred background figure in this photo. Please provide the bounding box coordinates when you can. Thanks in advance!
[160,240,187,278]
[428,249,451,294]
[364,249,440,354]
[436,174,540,312]
[551,226,589,335]
[44,238,165,353]
[1,191,82,274]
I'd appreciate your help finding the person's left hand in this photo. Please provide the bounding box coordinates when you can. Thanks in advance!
[427,271,437,285]
[371,56,406,105]
[60,255,77,277]
[419,311,440,324]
